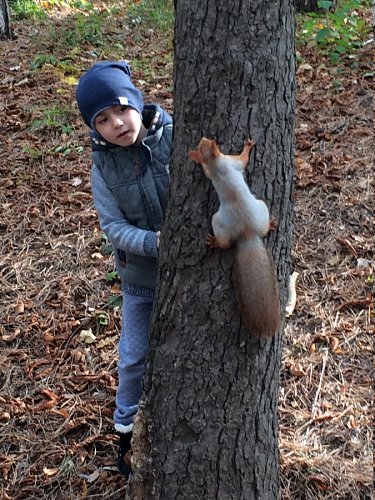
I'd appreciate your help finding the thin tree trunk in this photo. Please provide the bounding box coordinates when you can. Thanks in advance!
[295,0,337,12]
[127,0,295,498]
[0,0,12,40]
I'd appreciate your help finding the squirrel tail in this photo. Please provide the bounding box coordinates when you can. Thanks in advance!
[233,242,280,337]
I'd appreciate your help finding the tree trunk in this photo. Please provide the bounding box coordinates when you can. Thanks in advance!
[127,0,295,498]
[0,0,11,40]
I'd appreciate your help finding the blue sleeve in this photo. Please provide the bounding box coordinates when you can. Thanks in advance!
[91,164,158,258]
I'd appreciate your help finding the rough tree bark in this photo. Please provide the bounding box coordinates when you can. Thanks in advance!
[0,0,11,40]
[127,0,295,498]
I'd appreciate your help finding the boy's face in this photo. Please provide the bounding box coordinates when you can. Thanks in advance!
[94,105,144,147]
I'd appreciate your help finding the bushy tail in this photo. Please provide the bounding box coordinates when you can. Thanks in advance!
[232,243,280,337]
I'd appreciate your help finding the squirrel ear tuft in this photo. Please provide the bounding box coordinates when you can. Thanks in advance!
[197,138,220,162]
[209,140,221,158]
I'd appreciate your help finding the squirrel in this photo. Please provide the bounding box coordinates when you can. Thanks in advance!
[188,137,280,337]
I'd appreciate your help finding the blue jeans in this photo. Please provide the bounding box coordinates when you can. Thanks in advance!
[114,292,154,433]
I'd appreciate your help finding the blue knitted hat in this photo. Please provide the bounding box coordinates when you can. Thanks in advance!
[76,61,144,130]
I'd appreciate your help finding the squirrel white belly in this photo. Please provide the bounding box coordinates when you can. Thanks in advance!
[188,137,280,338]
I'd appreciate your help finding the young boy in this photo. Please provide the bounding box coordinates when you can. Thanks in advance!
[76,61,173,477]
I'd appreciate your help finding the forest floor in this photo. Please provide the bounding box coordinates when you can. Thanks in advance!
[0,2,373,499]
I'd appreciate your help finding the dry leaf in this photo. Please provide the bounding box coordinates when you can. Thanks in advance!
[79,470,100,483]
[34,400,56,412]
[347,414,359,430]
[328,254,341,266]
[50,408,69,418]
[313,412,335,422]
[335,236,357,257]
[338,294,373,311]
[1,464,12,483]
[40,388,58,401]
[329,337,340,352]
[63,75,78,85]
[96,335,117,349]
[79,329,96,344]
[82,481,88,496]
[91,252,104,259]
[71,176,83,187]
[308,475,330,491]
[297,63,314,74]
[1,328,21,342]
[357,257,371,269]
[43,467,59,476]
[16,302,25,314]
[289,364,306,377]
[285,271,299,317]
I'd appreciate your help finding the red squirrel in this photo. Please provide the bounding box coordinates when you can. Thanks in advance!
[188,137,280,337]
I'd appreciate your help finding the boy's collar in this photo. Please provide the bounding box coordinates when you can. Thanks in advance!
[142,105,162,131]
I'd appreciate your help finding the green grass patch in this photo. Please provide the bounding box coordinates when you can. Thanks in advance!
[127,0,174,32]
[11,1,174,68]
[9,0,47,19]
[297,0,372,63]
[9,0,93,20]
[30,106,75,135]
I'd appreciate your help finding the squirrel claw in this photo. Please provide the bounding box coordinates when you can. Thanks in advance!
[269,217,278,231]
[244,138,255,149]
[206,234,217,248]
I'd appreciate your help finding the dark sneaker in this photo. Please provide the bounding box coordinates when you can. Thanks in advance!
[118,432,132,478]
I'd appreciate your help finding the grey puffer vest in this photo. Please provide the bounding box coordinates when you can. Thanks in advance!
[91,104,172,291]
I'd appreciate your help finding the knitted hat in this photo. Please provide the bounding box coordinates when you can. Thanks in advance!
[76,61,144,130]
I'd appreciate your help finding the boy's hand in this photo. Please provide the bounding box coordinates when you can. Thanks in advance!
[156,231,161,248]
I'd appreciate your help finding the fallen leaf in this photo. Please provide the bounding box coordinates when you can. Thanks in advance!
[97,335,117,349]
[91,252,104,259]
[63,75,78,85]
[347,414,360,430]
[71,176,83,187]
[79,329,96,344]
[308,475,331,491]
[329,337,340,352]
[285,271,299,317]
[328,254,341,266]
[289,364,306,377]
[34,400,56,412]
[50,408,69,418]
[16,302,25,314]
[338,294,373,311]
[79,470,100,483]
[297,63,314,74]
[40,388,59,401]
[1,328,21,342]
[1,464,12,483]
[14,78,29,87]
[43,467,59,476]
[357,257,371,269]
[336,236,357,257]
[313,412,335,422]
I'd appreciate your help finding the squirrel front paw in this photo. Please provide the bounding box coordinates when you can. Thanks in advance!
[269,217,278,231]
[206,234,218,248]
